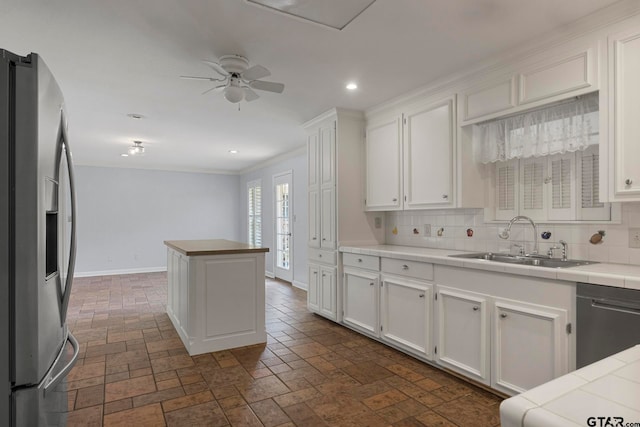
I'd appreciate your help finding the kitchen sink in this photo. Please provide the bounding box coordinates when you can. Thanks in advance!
[448,252,597,268]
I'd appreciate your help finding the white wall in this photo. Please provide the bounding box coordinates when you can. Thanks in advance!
[239,149,308,289]
[74,166,241,275]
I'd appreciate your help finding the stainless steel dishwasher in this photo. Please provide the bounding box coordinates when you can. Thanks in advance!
[577,282,640,368]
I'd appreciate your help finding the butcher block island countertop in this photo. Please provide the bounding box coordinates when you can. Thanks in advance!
[164,239,269,256]
[164,239,269,355]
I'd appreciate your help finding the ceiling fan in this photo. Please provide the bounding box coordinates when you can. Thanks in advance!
[180,55,285,103]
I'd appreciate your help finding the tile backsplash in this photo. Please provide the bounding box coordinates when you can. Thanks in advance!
[385,202,640,265]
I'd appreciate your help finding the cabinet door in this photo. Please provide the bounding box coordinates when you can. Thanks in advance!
[319,267,337,320]
[365,117,402,211]
[307,264,320,312]
[436,287,490,385]
[320,122,336,187]
[403,97,454,208]
[609,29,640,198]
[380,275,432,359]
[320,187,335,249]
[343,268,379,336]
[461,76,516,123]
[308,188,320,248]
[307,131,319,188]
[493,299,568,395]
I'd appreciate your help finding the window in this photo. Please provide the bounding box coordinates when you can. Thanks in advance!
[248,180,262,246]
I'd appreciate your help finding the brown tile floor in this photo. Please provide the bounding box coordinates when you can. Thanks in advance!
[66,273,502,426]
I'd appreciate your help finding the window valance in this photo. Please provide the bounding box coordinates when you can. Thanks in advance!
[473,92,599,164]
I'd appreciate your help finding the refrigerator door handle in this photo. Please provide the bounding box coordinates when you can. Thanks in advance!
[59,113,76,323]
[44,331,79,396]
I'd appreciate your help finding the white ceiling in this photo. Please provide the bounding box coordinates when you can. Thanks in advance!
[0,0,620,173]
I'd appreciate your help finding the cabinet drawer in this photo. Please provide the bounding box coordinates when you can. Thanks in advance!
[381,258,433,281]
[308,248,336,266]
[343,253,379,271]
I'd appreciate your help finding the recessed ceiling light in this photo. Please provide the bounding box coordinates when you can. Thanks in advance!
[127,113,144,119]
[121,154,129,157]
[229,150,239,154]
[346,82,358,90]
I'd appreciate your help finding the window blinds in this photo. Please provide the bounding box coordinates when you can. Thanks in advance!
[248,181,262,246]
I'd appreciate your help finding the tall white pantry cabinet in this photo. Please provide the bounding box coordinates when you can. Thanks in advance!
[304,109,381,320]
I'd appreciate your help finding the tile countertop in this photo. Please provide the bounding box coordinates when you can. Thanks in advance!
[339,245,640,290]
[500,345,640,427]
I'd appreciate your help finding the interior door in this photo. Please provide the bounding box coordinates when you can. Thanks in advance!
[274,171,293,282]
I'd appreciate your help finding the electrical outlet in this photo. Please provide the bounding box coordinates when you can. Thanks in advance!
[374,217,382,229]
[630,228,640,248]
[423,224,431,237]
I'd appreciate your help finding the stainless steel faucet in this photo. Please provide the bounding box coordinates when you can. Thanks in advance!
[498,215,539,255]
[547,240,569,261]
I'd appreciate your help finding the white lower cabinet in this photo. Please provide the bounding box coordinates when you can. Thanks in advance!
[492,298,567,395]
[380,275,433,360]
[308,263,337,320]
[435,281,570,395]
[436,286,490,385]
[343,267,379,336]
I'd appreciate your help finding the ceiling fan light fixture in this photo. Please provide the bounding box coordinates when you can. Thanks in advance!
[128,140,145,155]
[224,85,245,103]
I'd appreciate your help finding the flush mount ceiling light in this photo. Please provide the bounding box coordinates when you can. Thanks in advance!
[127,140,145,156]
[229,150,239,154]
[246,0,376,30]
[346,82,358,90]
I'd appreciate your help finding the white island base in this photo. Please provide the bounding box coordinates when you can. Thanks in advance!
[165,240,269,356]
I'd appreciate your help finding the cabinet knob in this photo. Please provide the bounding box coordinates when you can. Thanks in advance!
[322,273,326,277]
[357,258,362,262]
[626,178,633,186]
[419,294,425,298]
[442,194,448,199]
[472,306,479,311]
[312,237,317,240]
[402,264,409,270]
[500,313,508,318]
[318,254,322,258]
[322,238,326,241]
[392,198,398,202]
[313,271,317,275]
[369,282,374,286]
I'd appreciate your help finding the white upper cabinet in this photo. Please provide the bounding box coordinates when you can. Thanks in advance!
[365,117,403,211]
[366,95,456,211]
[320,124,336,188]
[609,28,640,199]
[460,43,598,126]
[403,96,455,209]
[462,76,517,123]
[307,132,319,188]
[518,47,595,105]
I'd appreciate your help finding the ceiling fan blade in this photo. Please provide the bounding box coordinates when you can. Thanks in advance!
[243,87,260,102]
[249,80,285,94]
[202,60,229,77]
[180,75,221,81]
[241,65,270,81]
[201,84,226,95]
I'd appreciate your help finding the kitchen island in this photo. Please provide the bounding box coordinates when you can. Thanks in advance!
[164,239,269,355]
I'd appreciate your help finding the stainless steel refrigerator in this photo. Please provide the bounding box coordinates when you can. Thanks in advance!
[1,49,79,426]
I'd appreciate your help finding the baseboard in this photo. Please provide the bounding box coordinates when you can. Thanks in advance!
[265,271,275,279]
[74,266,167,278]
[292,280,307,291]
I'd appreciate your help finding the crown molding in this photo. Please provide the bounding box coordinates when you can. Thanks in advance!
[239,145,307,175]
